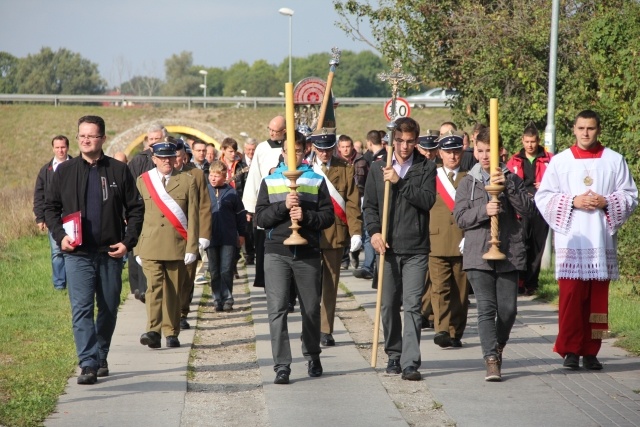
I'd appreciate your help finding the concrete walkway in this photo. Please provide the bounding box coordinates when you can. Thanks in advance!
[45,261,640,427]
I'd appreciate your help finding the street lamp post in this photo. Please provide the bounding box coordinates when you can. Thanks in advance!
[240,89,247,108]
[278,7,294,83]
[199,69,208,108]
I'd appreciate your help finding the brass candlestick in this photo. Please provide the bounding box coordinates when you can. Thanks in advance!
[482,183,507,260]
[282,169,308,246]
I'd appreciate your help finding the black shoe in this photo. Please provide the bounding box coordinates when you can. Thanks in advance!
[583,355,603,370]
[434,332,453,348]
[386,359,401,374]
[134,289,146,304]
[340,262,349,270]
[308,359,323,377]
[353,268,373,280]
[287,303,295,313]
[97,359,109,377]
[563,353,580,370]
[421,317,434,329]
[166,336,180,348]
[140,331,161,349]
[451,338,462,348]
[321,333,335,347]
[274,370,290,384]
[180,318,190,330]
[223,302,233,312]
[77,366,97,385]
[401,366,422,381]
[215,304,224,312]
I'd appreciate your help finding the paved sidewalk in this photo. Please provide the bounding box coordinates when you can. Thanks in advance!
[342,270,640,427]
[45,261,640,427]
[45,286,202,427]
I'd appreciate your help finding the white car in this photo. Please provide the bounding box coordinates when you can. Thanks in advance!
[405,87,459,108]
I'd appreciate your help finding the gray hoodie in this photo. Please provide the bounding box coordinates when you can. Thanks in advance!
[453,163,533,272]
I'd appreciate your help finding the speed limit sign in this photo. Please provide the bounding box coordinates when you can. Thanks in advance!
[384,97,411,121]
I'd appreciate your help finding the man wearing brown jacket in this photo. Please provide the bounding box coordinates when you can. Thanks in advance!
[310,133,363,347]
[428,132,469,349]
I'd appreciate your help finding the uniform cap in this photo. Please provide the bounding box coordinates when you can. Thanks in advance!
[309,133,337,149]
[418,130,440,150]
[152,142,177,157]
[437,132,464,150]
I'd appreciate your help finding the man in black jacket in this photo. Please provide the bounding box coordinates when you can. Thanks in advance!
[44,115,144,385]
[33,135,71,290]
[255,133,334,385]
[363,117,437,381]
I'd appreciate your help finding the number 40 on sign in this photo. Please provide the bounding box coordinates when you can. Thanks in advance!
[384,97,411,121]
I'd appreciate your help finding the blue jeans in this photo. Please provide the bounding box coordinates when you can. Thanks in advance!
[466,269,518,359]
[64,252,123,369]
[48,231,66,289]
[362,228,376,273]
[207,245,236,306]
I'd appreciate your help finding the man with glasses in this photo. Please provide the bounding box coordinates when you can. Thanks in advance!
[242,115,287,288]
[363,117,437,381]
[44,115,143,384]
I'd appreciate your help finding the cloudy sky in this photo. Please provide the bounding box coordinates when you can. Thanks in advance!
[0,0,377,86]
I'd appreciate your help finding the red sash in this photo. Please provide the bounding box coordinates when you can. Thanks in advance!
[435,167,456,211]
[141,171,188,240]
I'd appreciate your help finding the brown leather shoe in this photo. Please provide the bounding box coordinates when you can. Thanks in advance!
[485,356,501,382]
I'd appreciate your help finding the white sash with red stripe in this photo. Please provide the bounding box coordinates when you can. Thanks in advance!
[435,167,457,212]
[141,169,188,240]
[313,163,348,225]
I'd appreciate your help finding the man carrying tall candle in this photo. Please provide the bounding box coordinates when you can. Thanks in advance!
[454,127,533,381]
[535,110,637,371]
[255,132,334,385]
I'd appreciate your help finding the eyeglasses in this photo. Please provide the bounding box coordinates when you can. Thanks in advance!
[267,127,285,133]
[77,135,104,141]
[394,138,416,146]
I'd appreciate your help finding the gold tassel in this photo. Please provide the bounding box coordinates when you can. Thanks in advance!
[589,313,608,324]
[592,329,610,340]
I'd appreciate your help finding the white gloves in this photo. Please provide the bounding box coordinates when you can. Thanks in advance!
[136,256,142,266]
[199,238,210,250]
[350,234,363,252]
[458,238,465,255]
[184,253,197,265]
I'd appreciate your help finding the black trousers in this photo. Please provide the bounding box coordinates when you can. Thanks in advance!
[522,210,549,290]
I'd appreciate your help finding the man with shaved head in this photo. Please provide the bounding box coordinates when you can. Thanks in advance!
[242,115,287,288]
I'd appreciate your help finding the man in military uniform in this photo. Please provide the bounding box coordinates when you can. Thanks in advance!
[417,129,442,164]
[136,142,199,349]
[429,132,469,348]
[309,133,363,347]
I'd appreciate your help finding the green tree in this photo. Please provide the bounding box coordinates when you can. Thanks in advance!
[222,61,251,96]
[13,47,105,94]
[334,0,638,154]
[162,51,202,96]
[0,52,18,93]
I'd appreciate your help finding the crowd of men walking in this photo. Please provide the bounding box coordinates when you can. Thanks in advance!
[34,109,637,386]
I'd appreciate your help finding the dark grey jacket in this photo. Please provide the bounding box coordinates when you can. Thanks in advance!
[363,152,436,255]
[453,163,533,272]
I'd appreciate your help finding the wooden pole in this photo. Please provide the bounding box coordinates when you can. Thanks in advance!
[371,123,395,368]
[482,98,506,260]
[315,62,337,133]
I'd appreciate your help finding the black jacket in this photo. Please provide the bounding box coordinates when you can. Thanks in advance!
[33,156,72,224]
[44,153,144,255]
[363,151,437,254]
[255,163,334,258]
[128,148,154,178]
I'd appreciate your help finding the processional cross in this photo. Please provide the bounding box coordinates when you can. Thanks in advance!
[377,59,416,121]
